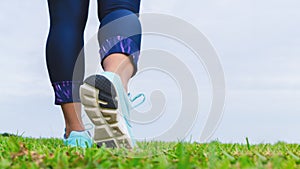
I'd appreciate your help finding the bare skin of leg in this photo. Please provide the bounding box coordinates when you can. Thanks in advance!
[62,103,85,138]
[62,53,133,138]
[102,53,134,91]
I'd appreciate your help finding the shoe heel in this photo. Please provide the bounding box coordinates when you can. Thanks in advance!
[80,75,134,149]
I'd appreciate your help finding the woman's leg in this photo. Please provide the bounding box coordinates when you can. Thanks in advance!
[78,0,141,148]
[46,0,90,137]
[97,0,142,90]
[102,53,134,91]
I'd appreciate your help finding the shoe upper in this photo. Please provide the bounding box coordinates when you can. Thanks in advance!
[63,131,93,148]
[101,71,137,147]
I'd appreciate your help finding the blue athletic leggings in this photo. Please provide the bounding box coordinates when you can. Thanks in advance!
[46,0,141,105]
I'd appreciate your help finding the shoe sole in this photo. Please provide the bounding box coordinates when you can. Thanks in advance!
[80,75,133,149]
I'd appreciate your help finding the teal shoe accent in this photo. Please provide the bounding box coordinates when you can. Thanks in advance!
[101,71,145,147]
[128,93,146,109]
[64,131,93,148]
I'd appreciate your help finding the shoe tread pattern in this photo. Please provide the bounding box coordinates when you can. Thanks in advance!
[80,75,133,149]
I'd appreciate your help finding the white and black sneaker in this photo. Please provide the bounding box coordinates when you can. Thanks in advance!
[80,71,143,149]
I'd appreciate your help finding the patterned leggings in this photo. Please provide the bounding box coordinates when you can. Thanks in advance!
[46,0,142,105]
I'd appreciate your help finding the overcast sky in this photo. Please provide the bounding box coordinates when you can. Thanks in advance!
[1,0,300,144]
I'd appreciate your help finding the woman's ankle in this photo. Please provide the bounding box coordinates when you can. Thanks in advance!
[65,125,85,138]
[61,103,85,138]
[102,53,134,91]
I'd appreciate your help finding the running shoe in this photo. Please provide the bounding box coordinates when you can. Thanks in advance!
[80,72,140,149]
[63,131,93,148]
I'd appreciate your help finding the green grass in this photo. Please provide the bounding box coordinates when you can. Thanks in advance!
[0,135,300,169]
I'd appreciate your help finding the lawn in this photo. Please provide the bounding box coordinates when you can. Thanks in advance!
[0,134,299,168]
